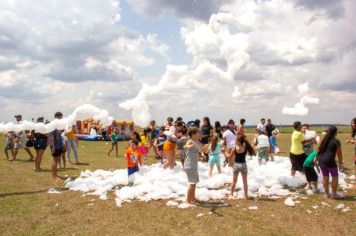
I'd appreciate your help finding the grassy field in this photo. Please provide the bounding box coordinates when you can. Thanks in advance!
[0,132,355,236]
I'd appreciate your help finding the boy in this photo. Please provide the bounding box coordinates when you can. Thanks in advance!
[153,127,166,162]
[125,140,142,184]
[254,129,270,165]
[303,151,320,193]
[3,131,15,160]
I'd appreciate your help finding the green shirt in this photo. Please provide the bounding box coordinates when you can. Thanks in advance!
[290,130,304,155]
[303,151,317,168]
[111,133,118,142]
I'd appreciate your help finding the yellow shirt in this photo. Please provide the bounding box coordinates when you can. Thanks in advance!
[66,130,76,140]
[290,130,304,155]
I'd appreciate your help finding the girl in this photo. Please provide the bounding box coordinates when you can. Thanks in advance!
[183,127,202,204]
[236,119,246,135]
[140,127,152,164]
[200,117,213,162]
[346,117,356,185]
[33,117,48,172]
[224,135,255,199]
[269,129,279,161]
[107,128,119,157]
[207,135,222,177]
[317,126,344,199]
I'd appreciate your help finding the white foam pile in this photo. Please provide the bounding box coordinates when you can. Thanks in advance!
[65,156,349,207]
[0,104,113,134]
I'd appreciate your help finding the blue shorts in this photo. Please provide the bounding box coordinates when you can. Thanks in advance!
[209,155,220,166]
[128,166,139,176]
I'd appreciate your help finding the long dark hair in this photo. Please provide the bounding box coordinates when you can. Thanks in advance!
[237,135,255,156]
[203,117,212,128]
[351,117,356,137]
[211,134,218,152]
[318,126,337,154]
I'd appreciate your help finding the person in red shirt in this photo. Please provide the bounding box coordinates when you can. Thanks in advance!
[125,140,142,177]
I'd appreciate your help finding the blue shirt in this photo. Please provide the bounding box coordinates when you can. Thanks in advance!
[50,129,64,149]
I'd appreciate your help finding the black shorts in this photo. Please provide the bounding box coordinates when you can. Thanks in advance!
[52,148,65,158]
[200,136,210,144]
[290,153,306,172]
[34,139,47,150]
[303,166,318,182]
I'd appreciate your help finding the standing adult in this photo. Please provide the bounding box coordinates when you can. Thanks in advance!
[289,121,313,176]
[12,114,35,161]
[346,117,356,185]
[66,125,80,164]
[266,119,275,138]
[236,119,246,136]
[256,118,267,135]
[318,126,343,199]
[164,117,174,131]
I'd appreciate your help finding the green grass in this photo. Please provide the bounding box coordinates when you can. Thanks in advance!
[0,133,355,236]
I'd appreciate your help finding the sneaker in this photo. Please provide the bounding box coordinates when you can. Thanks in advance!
[331,192,345,200]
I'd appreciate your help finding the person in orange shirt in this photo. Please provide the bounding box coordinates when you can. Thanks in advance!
[125,140,142,177]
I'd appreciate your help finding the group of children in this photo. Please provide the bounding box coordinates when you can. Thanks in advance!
[3,112,80,181]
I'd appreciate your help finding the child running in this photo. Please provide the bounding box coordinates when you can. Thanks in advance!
[107,127,119,157]
[224,135,255,199]
[207,134,222,177]
[125,140,142,184]
[303,151,320,193]
[183,127,202,204]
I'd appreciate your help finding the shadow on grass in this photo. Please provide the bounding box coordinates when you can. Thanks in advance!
[0,187,69,198]
[200,202,231,217]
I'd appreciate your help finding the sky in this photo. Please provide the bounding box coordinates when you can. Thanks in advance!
[0,0,355,126]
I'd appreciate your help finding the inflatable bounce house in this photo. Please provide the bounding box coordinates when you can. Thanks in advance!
[75,118,134,141]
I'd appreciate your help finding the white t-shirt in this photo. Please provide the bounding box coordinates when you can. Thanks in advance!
[257,134,270,148]
[223,130,236,149]
[257,123,266,133]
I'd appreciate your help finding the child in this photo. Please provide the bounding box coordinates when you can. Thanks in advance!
[124,140,142,184]
[254,129,270,165]
[207,134,222,177]
[303,151,320,193]
[107,128,119,157]
[346,117,356,187]
[162,130,177,169]
[33,117,48,172]
[176,126,189,166]
[49,112,66,181]
[269,129,279,161]
[140,127,152,164]
[183,127,201,204]
[223,135,255,199]
[153,127,166,163]
[3,131,15,160]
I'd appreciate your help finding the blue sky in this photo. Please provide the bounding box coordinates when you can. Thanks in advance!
[0,0,355,126]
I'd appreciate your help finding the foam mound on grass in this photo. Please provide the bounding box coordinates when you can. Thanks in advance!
[65,156,349,207]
